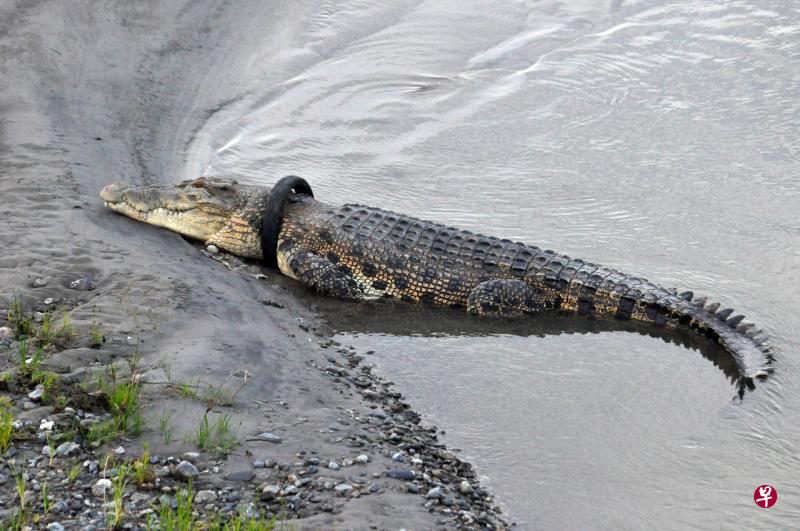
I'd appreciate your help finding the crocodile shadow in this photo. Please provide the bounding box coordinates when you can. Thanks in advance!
[313,297,752,398]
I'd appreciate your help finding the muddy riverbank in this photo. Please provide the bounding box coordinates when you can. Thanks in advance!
[0,1,506,528]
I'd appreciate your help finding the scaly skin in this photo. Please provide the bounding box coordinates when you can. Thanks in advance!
[100,177,773,384]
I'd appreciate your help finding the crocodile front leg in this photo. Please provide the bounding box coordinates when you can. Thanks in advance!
[467,279,561,317]
[277,241,363,300]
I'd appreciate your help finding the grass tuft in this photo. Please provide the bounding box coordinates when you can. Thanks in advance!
[0,407,13,455]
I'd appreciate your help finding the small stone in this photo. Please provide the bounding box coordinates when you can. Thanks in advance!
[253,459,266,468]
[368,482,382,493]
[411,457,423,466]
[426,486,445,500]
[261,484,280,501]
[44,298,54,305]
[327,461,340,471]
[46,524,65,531]
[342,458,354,467]
[39,419,55,432]
[392,452,405,463]
[32,278,48,288]
[69,277,96,291]
[334,483,354,496]
[56,442,80,457]
[355,454,370,464]
[126,336,137,346]
[387,469,415,480]
[253,432,282,443]
[227,470,255,482]
[92,478,112,497]
[183,452,200,460]
[33,312,44,323]
[243,502,258,519]
[459,480,473,495]
[174,461,199,480]
[195,490,217,503]
[0,327,11,340]
[206,245,219,254]
[114,446,125,455]
[28,386,45,402]
[52,500,69,514]
[130,492,150,503]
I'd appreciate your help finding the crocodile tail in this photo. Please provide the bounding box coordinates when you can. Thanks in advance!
[633,290,774,386]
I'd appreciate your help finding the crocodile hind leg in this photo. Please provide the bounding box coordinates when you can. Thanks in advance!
[278,243,363,300]
[466,279,560,317]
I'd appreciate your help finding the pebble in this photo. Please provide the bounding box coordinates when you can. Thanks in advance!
[392,452,405,463]
[426,486,445,500]
[46,524,65,531]
[459,480,473,495]
[261,484,280,501]
[227,470,255,482]
[56,441,80,457]
[126,336,137,346]
[0,327,11,340]
[44,298,54,305]
[387,468,415,480]
[174,461,199,480]
[69,277,97,291]
[114,446,125,455]
[52,500,69,514]
[355,454,370,464]
[253,432,282,444]
[327,461,340,471]
[130,492,150,503]
[27,386,44,401]
[206,245,219,254]
[253,459,266,468]
[195,490,218,504]
[334,483,354,496]
[32,278,47,288]
[33,312,44,323]
[92,479,112,497]
[342,458,354,467]
[243,503,258,519]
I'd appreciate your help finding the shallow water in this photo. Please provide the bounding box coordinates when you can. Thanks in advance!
[193,0,800,527]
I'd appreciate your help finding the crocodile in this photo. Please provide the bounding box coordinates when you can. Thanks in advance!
[100,176,773,386]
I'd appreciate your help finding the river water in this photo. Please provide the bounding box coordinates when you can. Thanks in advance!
[192,1,800,528]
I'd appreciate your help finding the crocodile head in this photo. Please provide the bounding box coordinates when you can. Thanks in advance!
[100,177,263,256]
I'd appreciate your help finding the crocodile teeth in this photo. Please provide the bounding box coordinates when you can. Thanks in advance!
[692,296,707,308]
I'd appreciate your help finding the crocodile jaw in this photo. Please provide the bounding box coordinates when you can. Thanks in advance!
[100,179,238,242]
